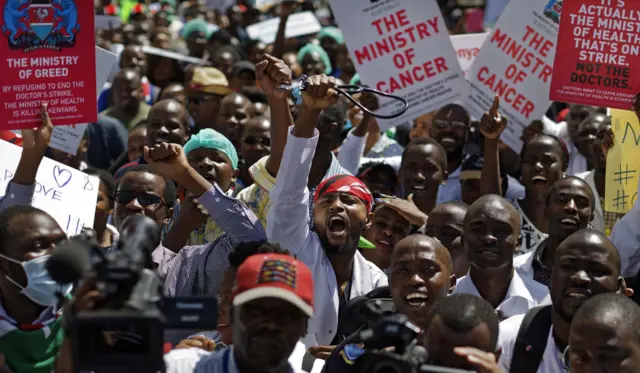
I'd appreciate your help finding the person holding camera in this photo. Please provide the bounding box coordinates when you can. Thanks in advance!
[164,253,314,373]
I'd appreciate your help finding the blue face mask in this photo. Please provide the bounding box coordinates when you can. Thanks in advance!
[0,254,72,307]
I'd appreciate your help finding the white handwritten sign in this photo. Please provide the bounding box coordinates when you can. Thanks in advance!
[0,140,99,236]
[246,11,321,45]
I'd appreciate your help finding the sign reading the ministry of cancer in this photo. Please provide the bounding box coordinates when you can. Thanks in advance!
[330,0,467,130]
[0,0,96,130]
[550,0,640,109]
[465,0,560,152]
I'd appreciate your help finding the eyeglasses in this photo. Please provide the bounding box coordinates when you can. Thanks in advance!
[115,190,164,207]
[432,119,468,130]
[243,135,270,147]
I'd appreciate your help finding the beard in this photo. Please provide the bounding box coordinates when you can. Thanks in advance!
[319,221,364,255]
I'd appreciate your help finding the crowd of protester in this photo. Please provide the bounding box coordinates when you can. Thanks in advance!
[2,0,640,373]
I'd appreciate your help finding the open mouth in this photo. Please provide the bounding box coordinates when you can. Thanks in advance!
[411,184,426,192]
[477,246,500,258]
[405,292,428,307]
[375,238,393,251]
[565,287,591,300]
[531,175,547,185]
[328,215,347,234]
[560,217,579,227]
[440,136,456,146]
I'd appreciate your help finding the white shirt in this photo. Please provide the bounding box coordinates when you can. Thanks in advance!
[498,314,567,373]
[267,128,388,347]
[514,250,537,284]
[576,170,606,233]
[164,344,307,373]
[514,200,548,256]
[453,270,549,319]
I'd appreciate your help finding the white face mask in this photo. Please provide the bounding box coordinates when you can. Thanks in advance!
[0,254,72,307]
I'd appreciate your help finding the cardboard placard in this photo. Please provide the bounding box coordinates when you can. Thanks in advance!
[605,109,640,214]
[330,0,468,130]
[464,0,560,152]
[549,0,640,109]
[246,11,321,45]
[0,0,97,130]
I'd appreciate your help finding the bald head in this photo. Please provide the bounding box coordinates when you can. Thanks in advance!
[555,229,620,271]
[222,92,249,106]
[114,68,141,87]
[574,293,640,331]
[150,98,189,123]
[392,234,453,273]
[465,195,519,233]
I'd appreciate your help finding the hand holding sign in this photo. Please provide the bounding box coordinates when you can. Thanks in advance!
[256,54,292,100]
[479,96,507,140]
[21,103,53,155]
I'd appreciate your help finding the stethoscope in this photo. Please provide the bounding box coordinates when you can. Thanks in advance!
[276,75,410,120]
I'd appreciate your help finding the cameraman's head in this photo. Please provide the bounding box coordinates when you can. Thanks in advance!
[217,241,289,345]
[231,253,313,372]
[423,294,500,370]
[389,235,455,331]
[0,206,70,321]
[113,165,177,230]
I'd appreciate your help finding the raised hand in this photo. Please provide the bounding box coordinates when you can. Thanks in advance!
[302,75,339,110]
[453,347,502,373]
[479,96,507,140]
[21,102,53,154]
[256,54,292,99]
[279,0,298,18]
[175,336,217,352]
[143,143,191,181]
[378,195,428,226]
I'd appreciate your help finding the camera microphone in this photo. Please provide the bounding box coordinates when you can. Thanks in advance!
[47,239,91,284]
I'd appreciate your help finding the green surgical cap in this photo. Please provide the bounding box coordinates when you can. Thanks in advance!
[359,236,376,249]
[318,26,344,45]
[183,129,239,169]
[297,43,332,75]
[350,74,360,85]
[182,19,214,39]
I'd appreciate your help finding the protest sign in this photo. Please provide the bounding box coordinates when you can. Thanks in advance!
[549,0,640,109]
[0,0,97,130]
[49,47,118,155]
[451,33,488,75]
[605,109,640,214]
[465,0,559,152]
[0,139,98,236]
[330,0,467,130]
[246,11,321,45]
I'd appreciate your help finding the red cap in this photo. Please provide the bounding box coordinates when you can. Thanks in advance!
[233,254,314,317]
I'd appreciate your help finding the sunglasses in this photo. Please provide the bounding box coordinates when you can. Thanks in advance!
[243,135,270,147]
[432,119,468,130]
[115,190,164,207]
[188,94,222,106]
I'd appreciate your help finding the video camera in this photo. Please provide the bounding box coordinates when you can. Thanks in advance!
[46,215,218,373]
[350,314,474,373]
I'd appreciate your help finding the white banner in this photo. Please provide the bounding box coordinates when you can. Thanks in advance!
[0,140,99,236]
[465,0,559,152]
[246,11,321,45]
[330,0,468,130]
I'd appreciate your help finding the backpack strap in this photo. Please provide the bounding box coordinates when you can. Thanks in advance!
[510,305,553,373]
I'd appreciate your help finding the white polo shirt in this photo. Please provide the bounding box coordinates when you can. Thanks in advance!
[498,314,567,373]
[453,270,550,319]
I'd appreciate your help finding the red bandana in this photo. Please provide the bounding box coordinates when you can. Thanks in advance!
[314,175,373,213]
